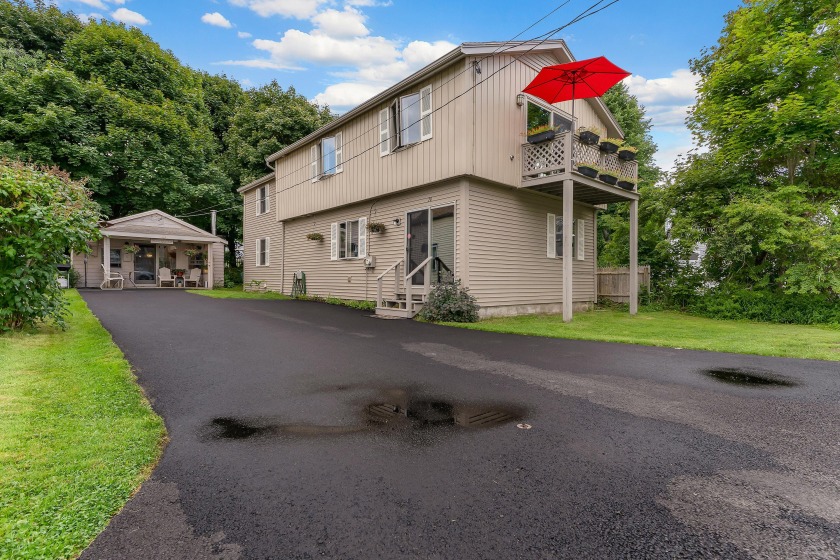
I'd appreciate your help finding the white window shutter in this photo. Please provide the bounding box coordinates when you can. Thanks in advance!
[255,189,260,216]
[389,100,399,152]
[379,109,389,157]
[330,223,338,260]
[576,219,585,260]
[265,237,270,266]
[358,217,367,258]
[310,144,319,182]
[335,131,343,172]
[420,85,433,141]
[547,213,556,258]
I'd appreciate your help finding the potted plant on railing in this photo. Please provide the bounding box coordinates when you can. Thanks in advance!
[367,222,386,233]
[618,144,637,161]
[577,126,603,146]
[526,124,556,144]
[576,161,599,178]
[123,243,140,255]
[599,137,622,154]
[617,175,637,190]
[598,169,619,186]
[306,232,324,241]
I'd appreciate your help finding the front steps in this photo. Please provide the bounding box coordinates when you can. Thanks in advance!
[375,293,426,319]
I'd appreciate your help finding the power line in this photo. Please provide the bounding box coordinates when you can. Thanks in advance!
[276,0,621,196]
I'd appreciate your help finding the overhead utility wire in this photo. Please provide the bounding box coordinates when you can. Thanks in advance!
[275,0,621,195]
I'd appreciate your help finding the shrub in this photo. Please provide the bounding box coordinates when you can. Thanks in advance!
[224,266,242,288]
[419,280,480,323]
[0,160,100,331]
[68,267,81,288]
[689,288,840,325]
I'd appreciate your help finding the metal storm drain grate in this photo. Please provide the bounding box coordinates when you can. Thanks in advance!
[367,403,403,422]
[454,407,517,428]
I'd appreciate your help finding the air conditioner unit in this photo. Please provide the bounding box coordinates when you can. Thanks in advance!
[364,256,376,269]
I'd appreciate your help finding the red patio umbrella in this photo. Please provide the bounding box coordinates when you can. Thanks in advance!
[522,56,630,131]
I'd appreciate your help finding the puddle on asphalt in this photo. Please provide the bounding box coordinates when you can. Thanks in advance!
[701,367,797,387]
[206,387,525,441]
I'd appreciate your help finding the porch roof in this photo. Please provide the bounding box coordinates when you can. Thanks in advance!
[99,209,224,244]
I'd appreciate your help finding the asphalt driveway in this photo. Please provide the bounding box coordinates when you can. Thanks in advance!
[79,290,840,559]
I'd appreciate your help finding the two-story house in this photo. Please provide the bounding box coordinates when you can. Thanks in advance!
[239,40,639,320]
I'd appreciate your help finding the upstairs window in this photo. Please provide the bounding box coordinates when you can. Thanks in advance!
[527,100,572,137]
[311,132,343,181]
[256,185,268,215]
[379,85,432,156]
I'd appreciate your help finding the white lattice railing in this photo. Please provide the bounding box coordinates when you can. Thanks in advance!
[522,133,638,188]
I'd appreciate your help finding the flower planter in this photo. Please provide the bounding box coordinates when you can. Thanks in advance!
[617,180,636,190]
[579,131,600,145]
[577,165,598,178]
[598,173,618,186]
[618,149,637,161]
[599,140,620,154]
[527,130,556,144]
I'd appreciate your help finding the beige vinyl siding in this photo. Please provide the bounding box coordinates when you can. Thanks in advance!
[282,182,462,300]
[466,181,597,307]
[468,53,611,189]
[274,64,471,221]
[211,242,224,287]
[242,182,283,291]
[72,243,103,288]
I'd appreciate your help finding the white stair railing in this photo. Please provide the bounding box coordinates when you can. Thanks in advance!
[404,255,433,310]
[376,258,403,307]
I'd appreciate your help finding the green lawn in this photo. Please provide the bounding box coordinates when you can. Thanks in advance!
[0,291,166,559]
[187,286,290,300]
[444,308,840,361]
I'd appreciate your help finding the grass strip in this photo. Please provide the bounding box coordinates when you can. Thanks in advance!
[0,290,166,559]
[443,308,840,361]
[187,286,290,300]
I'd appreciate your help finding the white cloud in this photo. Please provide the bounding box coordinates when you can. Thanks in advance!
[625,69,698,105]
[202,12,233,28]
[346,0,392,6]
[310,7,368,38]
[228,0,327,19]
[111,0,125,4]
[250,31,399,69]
[76,12,105,22]
[312,82,386,109]
[111,7,149,26]
[237,31,252,38]
[75,0,107,8]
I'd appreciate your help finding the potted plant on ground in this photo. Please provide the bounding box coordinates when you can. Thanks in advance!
[577,126,603,146]
[576,161,599,178]
[617,175,637,190]
[599,137,622,154]
[306,232,324,241]
[367,222,386,233]
[598,169,619,185]
[526,124,556,144]
[618,145,637,161]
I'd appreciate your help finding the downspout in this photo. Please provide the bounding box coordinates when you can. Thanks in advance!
[365,199,378,301]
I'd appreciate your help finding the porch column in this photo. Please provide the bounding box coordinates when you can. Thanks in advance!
[207,243,213,289]
[562,179,574,322]
[103,235,111,286]
[629,198,639,315]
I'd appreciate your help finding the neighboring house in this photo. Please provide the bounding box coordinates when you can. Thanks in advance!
[72,209,225,289]
[239,40,640,319]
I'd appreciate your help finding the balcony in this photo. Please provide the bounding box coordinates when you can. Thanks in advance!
[521,132,639,204]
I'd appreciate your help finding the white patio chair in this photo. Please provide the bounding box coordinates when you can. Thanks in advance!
[158,267,175,287]
[183,268,201,288]
[99,264,124,290]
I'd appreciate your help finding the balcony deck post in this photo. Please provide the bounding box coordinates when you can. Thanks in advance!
[562,179,574,322]
[629,198,639,315]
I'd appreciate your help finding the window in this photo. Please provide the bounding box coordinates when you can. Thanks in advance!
[256,186,268,215]
[379,85,432,156]
[311,132,343,181]
[108,248,121,268]
[330,218,367,260]
[527,100,572,137]
[188,249,206,269]
[547,214,586,260]
[256,238,269,266]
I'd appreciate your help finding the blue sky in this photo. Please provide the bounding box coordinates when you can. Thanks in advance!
[57,0,743,170]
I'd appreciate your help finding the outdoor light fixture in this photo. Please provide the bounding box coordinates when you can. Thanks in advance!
[516,93,525,106]
[392,218,401,226]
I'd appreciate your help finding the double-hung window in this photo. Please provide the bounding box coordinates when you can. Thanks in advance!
[547,214,586,260]
[311,132,343,181]
[379,85,432,156]
[256,185,268,215]
[330,217,367,260]
[256,237,269,266]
